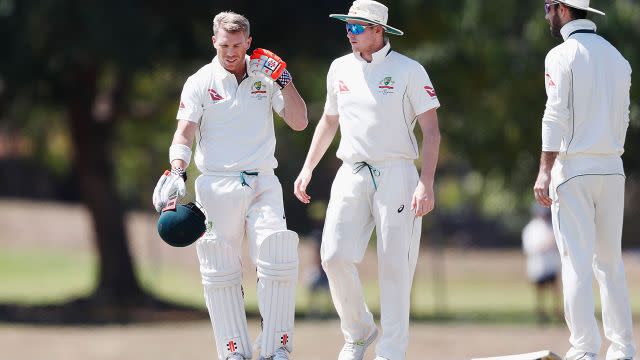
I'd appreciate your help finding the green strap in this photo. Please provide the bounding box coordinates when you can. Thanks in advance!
[240,171,259,188]
[353,162,380,191]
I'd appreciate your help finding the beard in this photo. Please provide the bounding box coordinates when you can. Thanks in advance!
[549,12,562,38]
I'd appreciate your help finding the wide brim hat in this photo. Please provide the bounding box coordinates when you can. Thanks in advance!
[330,0,404,36]
[558,0,605,15]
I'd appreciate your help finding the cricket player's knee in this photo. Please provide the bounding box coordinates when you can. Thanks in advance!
[256,230,299,281]
[196,237,242,286]
[321,251,351,274]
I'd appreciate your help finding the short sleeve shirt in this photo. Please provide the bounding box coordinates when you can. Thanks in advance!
[324,42,440,163]
[176,55,284,172]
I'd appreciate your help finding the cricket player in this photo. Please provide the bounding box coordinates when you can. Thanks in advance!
[534,1,635,359]
[293,1,441,359]
[152,11,308,360]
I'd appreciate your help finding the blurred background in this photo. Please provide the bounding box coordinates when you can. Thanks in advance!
[0,0,639,358]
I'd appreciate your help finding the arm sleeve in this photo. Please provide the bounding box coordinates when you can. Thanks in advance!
[271,86,285,116]
[323,62,339,116]
[176,75,204,123]
[621,62,631,148]
[407,63,441,116]
[541,51,571,152]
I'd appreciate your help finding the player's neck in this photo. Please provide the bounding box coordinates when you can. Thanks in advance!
[359,40,386,63]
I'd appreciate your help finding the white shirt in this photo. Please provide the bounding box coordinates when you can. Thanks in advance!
[176,55,284,172]
[522,218,560,281]
[542,20,631,182]
[324,42,441,164]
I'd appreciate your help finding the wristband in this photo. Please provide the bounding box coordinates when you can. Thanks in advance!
[276,69,293,89]
[169,144,192,167]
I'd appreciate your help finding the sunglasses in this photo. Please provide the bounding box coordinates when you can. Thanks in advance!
[544,1,560,14]
[345,23,376,35]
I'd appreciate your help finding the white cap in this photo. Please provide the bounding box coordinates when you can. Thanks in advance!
[558,0,605,16]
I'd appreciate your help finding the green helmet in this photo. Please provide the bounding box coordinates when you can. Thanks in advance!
[157,202,206,247]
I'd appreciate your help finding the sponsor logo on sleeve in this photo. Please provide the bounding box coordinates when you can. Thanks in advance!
[207,88,224,101]
[179,101,186,109]
[338,80,350,94]
[424,85,437,98]
[545,73,556,87]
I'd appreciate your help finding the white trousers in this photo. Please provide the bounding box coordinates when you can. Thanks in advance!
[195,172,289,357]
[321,160,422,360]
[550,174,635,360]
[195,171,287,263]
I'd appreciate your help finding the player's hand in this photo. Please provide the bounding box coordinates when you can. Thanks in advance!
[294,167,313,204]
[249,48,292,89]
[534,171,552,207]
[152,168,187,212]
[411,180,435,217]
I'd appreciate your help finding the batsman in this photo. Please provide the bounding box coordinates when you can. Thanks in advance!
[152,11,308,360]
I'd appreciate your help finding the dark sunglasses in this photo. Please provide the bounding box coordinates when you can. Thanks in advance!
[345,23,376,35]
[545,1,560,14]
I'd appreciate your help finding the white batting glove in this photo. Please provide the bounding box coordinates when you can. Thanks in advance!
[152,168,187,212]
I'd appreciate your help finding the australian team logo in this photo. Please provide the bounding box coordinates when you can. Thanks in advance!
[378,76,395,95]
[251,81,267,100]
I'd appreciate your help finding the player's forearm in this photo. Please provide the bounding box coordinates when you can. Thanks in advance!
[170,120,197,169]
[537,151,558,174]
[419,126,440,186]
[281,83,308,131]
[302,114,339,171]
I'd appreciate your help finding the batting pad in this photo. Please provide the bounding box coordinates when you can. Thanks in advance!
[471,350,562,360]
[197,236,251,360]
[256,230,299,357]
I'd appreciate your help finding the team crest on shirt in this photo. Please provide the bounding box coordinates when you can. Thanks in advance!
[251,81,268,100]
[378,76,396,95]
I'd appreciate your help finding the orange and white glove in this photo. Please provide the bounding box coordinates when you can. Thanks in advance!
[249,48,292,89]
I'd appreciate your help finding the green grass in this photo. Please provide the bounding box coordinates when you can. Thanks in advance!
[2,248,639,324]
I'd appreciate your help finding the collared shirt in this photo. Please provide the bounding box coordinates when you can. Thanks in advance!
[542,19,631,180]
[176,55,284,172]
[324,42,441,164]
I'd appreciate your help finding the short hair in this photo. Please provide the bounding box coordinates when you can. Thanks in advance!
[212,11,250,37]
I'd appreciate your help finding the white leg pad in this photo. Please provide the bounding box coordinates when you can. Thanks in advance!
[197,236,251,360]
[256,230,299,357]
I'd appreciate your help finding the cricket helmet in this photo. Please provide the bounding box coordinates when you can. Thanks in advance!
[157,199,206,247]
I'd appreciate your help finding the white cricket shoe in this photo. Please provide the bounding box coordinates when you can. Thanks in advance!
[259,347,290,360]
[572,353,597,360]
[226,353,246,360]
[338,327,378,360]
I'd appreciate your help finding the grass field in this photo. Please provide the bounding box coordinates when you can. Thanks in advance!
[2,246,639,324]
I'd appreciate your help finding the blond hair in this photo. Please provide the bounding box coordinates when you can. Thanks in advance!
[212,11,250,37]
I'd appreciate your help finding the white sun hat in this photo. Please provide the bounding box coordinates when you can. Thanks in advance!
[558,0,605,15]
[329,0,404,36]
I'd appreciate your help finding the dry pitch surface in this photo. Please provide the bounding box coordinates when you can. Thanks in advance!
[2,320,640,360]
